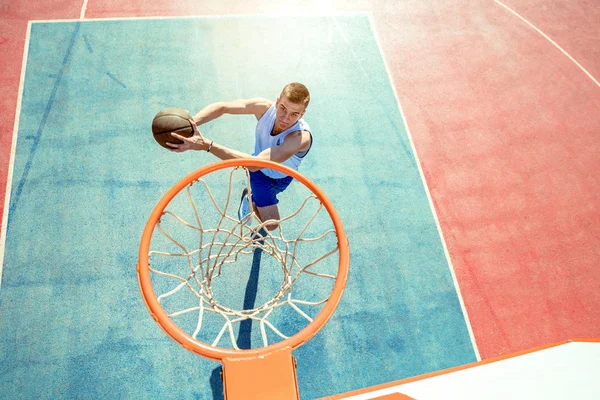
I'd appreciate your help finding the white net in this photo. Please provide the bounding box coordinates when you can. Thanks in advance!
[146,166,342,350]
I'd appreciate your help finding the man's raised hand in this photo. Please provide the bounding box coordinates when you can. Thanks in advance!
[166,119,210,152]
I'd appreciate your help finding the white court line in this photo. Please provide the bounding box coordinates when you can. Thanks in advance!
[80,0,89,19]
[495,0,600,87]
[0,14,483,364]
[27,11,368,24]
[367,14,482,361]
[0,21,33,289]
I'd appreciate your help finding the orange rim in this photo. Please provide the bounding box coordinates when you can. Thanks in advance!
[137,159,350,361]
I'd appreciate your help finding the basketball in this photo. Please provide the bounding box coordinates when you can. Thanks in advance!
[152,108,194,148]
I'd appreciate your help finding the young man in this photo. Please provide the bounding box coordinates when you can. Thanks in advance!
[167,82,312,230]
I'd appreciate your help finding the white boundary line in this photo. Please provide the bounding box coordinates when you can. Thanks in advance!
[0,21,32,289]
[367,14,482,361]
[0,13,483,362]
[495,0,600,87]
[80,0,89,20]
[27,11,368,24]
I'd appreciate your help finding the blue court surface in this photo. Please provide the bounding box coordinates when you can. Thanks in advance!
[0,15,477,399]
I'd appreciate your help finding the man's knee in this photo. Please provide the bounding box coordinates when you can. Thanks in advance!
[255,204,280,231]
[264,221,279,231]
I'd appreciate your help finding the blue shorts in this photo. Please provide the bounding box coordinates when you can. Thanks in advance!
[249,170,293,207]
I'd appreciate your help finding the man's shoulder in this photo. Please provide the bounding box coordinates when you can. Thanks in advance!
[251,97,274,107]
[246,98,273,120]
[283,130,312,151]
[222,98,273,119]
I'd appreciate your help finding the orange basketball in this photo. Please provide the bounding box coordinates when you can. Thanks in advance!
[152,108,194,149]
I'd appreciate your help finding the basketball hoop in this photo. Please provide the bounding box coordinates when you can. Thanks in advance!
[137,159,349,399]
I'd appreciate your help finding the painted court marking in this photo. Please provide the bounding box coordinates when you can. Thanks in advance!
[495,0,600,87]
[329,13,481,361]
[0,14,481,363]
[80,0,89,20]
[0,22,33,289]
[367,14,481,361]
[8,23,81,220]
[23,11,369,24]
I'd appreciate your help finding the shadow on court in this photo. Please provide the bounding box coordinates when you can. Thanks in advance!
[237,246,263,350]
[209,367,224,400]
[210,236,264,399]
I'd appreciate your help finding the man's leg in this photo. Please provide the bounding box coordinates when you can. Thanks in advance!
[247,171,293,231]
[238,188,251,221]
[254,204,281,231]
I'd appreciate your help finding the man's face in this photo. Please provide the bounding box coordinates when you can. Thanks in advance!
[274,97,306,132]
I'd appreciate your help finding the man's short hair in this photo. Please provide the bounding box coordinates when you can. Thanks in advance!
[281,82,310,108]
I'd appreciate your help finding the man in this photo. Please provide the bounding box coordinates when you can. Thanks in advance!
[167,82,312,231]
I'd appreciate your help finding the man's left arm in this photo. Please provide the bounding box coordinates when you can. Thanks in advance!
[170,121,310,171]
[208,130,310,171]
[254,130,311,164]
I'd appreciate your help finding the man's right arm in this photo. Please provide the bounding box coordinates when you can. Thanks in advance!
[192,98,272,125]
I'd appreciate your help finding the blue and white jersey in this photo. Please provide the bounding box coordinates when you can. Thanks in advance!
[253,104,311,179]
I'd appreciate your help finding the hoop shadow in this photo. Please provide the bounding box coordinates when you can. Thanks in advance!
[209,367,224,400]
[236,234,265,349]
[209,228,266,399]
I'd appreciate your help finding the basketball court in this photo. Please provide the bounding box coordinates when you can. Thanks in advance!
[0,1,598,399]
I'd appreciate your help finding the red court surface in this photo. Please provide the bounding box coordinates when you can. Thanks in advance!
[1,0,598,369]
[381,0,600,358]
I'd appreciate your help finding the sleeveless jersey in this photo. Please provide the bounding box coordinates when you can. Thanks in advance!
[253,103,311,179]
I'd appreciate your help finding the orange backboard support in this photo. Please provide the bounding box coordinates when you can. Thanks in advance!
[222,347,299,400]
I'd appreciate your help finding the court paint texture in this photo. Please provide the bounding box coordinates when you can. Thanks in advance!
[0,16,476,399]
